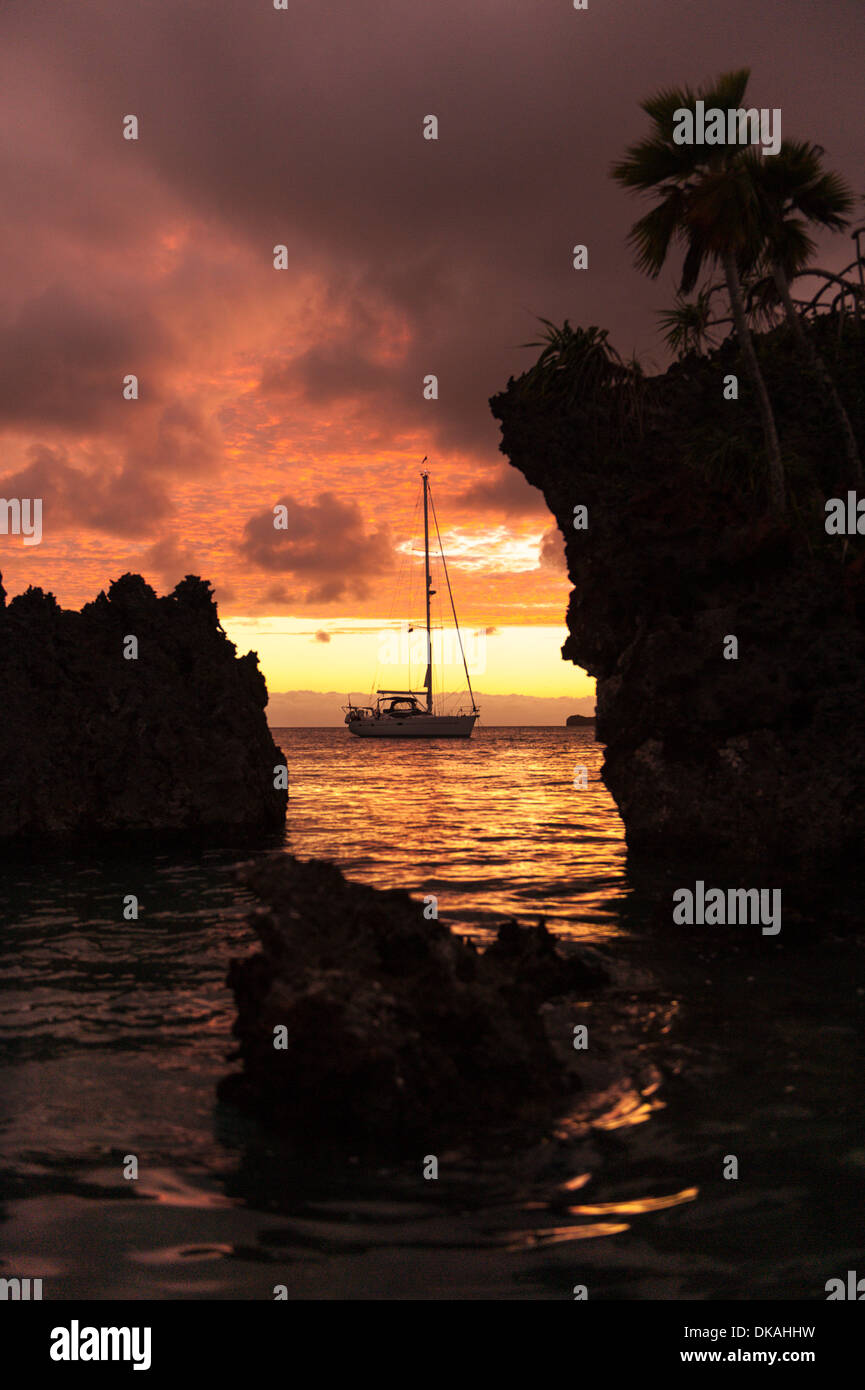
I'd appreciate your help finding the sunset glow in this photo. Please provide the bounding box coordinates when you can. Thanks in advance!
[3,7,858,724]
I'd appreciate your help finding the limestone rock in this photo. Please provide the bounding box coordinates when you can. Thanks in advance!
[219,855,606,1148]
[491,322,865,867]
[0,572,286,842]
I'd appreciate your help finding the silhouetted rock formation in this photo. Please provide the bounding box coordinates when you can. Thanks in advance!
[0,572,286,842]
[219,855,606,1148]
[566,713,595,726]
[492,320,865,866]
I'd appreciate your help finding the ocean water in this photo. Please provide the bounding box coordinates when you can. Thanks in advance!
[0,726,862,1300]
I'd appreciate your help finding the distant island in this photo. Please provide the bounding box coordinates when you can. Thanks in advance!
[566,713,596,726]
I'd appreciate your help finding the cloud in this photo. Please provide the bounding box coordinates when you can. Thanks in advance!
[239,492,392,604]
[141,534,201,588]
[261,583,296,608]
[1,0,860,621]
[457,466,549,517]
[413,525,545,574]
[257,291,415,408]
[128,401,224,477]
[0,443,173,537]
[0,286,169,432]
[212,582,236,607]
[539,526,566,572]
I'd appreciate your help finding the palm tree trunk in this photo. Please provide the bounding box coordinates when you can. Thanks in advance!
[723,252,786,513]
[772,265,863,485]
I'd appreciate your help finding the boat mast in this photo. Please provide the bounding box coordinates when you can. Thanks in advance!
[422,464,433,711]
[429,483,479,715]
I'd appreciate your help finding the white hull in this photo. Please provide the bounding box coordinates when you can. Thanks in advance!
[349,713,477,739]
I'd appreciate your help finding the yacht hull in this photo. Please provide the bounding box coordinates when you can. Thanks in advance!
[348,714,477,738]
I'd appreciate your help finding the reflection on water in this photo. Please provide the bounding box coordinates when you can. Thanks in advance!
[280,726,625,940]
[0,727,863,1299]
[567,1188,698,1216]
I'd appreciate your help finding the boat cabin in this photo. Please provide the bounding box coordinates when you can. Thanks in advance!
[344,692,428,724]
[378,695,424,717]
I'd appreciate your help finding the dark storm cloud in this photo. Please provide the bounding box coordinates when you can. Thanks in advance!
[240,492,392,603]
[3,0,863,489]
[259,348,389,405]
[0,444,173,536]
[0,286,169,431]
[128,401,224,476]
[457,465,549,516]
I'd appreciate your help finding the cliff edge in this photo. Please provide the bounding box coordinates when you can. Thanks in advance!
[491,320,865,866]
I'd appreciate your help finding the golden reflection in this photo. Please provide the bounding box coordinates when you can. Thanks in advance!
[567,1186,698,1216]
[136,1170,238,1209]
[504,1221,630,1250]
[555,1080,666,1140]
[592,1090,666,1130]
[559,1172,592,1192]
[507,1186,698,1254]
[281,726,626,937]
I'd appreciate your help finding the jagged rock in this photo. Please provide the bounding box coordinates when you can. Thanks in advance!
[219,856,606,1148]
[0,572,286,842]
[491,321,865,867]
[566,713,595,726]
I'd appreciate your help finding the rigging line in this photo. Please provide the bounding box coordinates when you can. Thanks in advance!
[428,482,478,713]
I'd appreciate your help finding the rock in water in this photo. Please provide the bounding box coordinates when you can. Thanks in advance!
[491,324,865,868]
[0,572,286,842]
[219,855,606,1149]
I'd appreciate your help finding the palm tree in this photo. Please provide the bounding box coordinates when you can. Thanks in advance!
[612,68,787,512]
[657,286,724,358]
[744,141,862,483]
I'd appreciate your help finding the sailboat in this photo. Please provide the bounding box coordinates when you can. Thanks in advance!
[343,466,479,738]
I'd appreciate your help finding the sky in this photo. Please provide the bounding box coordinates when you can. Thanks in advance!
[0,0,862,721]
